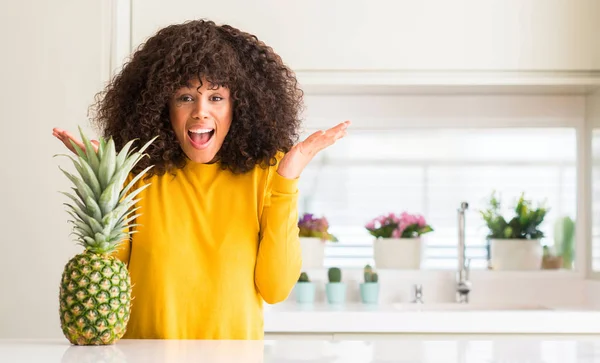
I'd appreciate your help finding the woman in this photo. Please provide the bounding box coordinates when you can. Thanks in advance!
[52,19,349,340]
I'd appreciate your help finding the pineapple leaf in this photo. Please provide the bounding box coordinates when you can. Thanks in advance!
[82,236,97,246]
[81,213,104,234]
[98,138,117,190]
[55,153,101,200]
[59,192,86,216]
[64,203,87,224]
[71,187,85,205]
[98,179,122,216]
[59,167,96,206]
[76,155,102,200]
[119,165,154,200]
[108,233,128,244]
[98,137,107,159]
[115,138,138,171]
[78,125,100,174]
[73,225,94,238]
[68,139,88,162]
[94,232,108,245]
[84,195,103,222]
[103,206,141,232]
[67,215,94,237]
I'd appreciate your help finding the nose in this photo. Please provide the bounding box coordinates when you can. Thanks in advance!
[191,98,210,119]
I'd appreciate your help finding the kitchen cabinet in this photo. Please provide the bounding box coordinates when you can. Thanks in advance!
[131,0,600,72]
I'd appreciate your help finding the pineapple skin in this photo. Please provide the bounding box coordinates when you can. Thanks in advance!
[59,250,131,345]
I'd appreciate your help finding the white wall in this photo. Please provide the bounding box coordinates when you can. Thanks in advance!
[131,0,600,71]
[0,1,111,338]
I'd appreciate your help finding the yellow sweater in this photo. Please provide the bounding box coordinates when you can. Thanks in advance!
[113,154,302,339]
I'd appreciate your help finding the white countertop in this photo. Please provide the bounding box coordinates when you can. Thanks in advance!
[264,302,600,334]
[3,337,600,362]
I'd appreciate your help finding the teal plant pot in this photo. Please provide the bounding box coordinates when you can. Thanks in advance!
[360,283,380,304]
[295,282,315,304]
[325,282,346,304]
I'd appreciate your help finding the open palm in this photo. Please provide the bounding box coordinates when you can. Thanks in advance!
[52,128,98,155]
[277,120,350,179]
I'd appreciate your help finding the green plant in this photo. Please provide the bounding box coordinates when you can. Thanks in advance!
[363,264,378,283]
[554,216,575,268]
[480,191,548,240]
[328,267,341,283]
[298,272,310,283]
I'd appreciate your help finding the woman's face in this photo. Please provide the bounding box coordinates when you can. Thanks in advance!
[169,78,233,164]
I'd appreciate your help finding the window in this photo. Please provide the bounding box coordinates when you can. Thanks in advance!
[297,128,577,269]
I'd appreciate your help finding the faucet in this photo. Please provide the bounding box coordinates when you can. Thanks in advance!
[456,202,471,303]
[412,284,424,304]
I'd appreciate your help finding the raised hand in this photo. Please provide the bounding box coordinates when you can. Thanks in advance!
[277,120,350,179]
[52,128,99,155]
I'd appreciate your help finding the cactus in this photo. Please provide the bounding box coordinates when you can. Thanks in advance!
[363,264,379,283]
[554,216,575,269]
[298,272,310,283]
[328,267,341,283]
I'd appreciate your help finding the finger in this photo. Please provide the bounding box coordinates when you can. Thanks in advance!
[324,120,350,136]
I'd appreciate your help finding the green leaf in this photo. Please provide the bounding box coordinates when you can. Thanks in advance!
[74,155,102,200]
[115,139,137,172]
[59,192,86,216]
[119,165,154,201]
[97,137,107,160]
[59,167,96,205]
[64,204,87,224]
[78,125,100,174]
[98,138,117,190]
[68,139,87,162]
[84,195,103,222]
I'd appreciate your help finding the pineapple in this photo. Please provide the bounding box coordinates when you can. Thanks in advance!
[56,127,156,345]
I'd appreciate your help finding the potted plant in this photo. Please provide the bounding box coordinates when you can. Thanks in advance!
[365,212,433,269]
[480,191,548,270]
[542,216,575,269]
[360,264,379,304]
[325,267,346,304]
[294,272,316,304]
[298,213,337,269]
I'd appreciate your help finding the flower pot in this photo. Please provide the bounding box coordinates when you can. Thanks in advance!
[325,282,346,304]
[360,282,379,304]
[490,239,542,270]
[373,237,422,269]
[299,237,325,269]
[294,282,316,304]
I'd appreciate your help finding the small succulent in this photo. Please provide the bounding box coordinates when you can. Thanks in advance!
[363,264,379,283]
[328,267,341,283]
[298,272,310,283]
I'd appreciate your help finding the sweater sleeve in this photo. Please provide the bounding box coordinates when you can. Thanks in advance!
[254,165,302,304]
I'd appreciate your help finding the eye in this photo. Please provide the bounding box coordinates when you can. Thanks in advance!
[179,95,194,102]
[210,96,223,102]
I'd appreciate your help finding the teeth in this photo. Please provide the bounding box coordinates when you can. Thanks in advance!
[189,128,213,134]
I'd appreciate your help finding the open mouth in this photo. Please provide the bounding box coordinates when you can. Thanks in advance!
[187,128,215,149]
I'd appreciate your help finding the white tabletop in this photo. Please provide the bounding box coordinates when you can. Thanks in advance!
[2,337,600,362]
